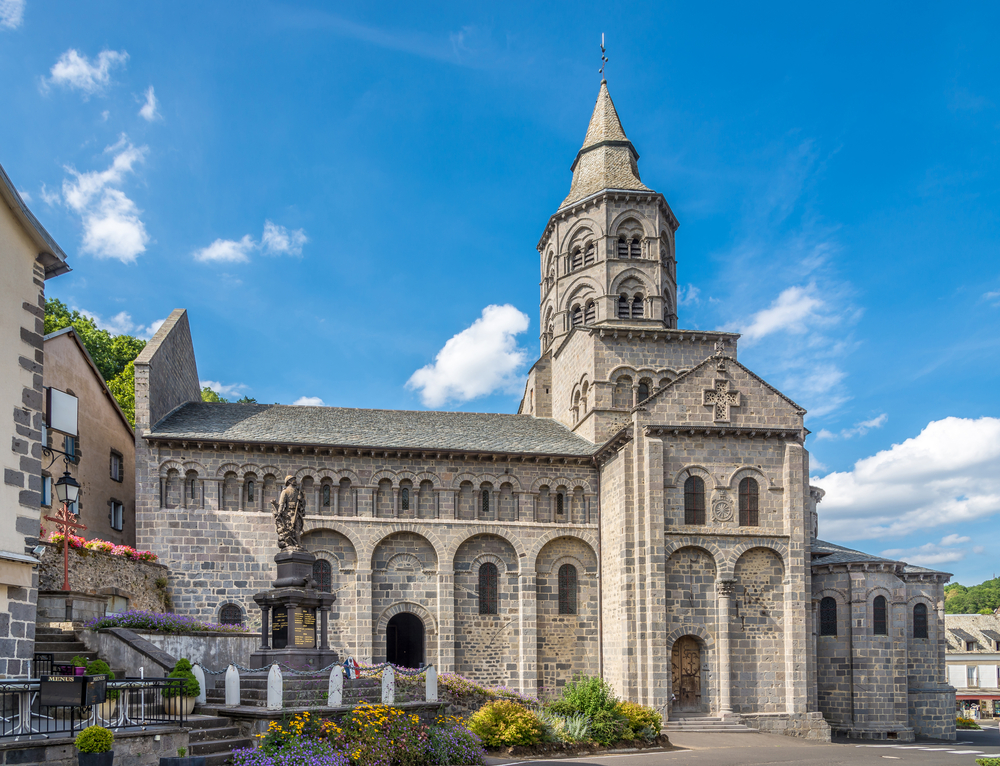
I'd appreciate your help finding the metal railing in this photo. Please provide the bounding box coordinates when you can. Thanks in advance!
[0,677,186,741]
[32,654,54,677]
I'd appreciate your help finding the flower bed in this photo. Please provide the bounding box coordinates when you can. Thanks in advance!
[86,609,252,634]
[47,532,158,562]
[233,707,485,766]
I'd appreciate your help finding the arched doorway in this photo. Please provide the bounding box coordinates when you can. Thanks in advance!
[671,636,702,711]
[386,612,424,668]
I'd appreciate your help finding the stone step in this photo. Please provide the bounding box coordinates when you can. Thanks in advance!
[34,641,89,653]
[203,754,240,766]
[190,737,253,756]
[190,726,241,743]
[186,714,234,729]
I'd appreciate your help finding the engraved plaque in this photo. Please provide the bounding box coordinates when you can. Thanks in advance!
[294,608,316,648]
[272,607,289,649]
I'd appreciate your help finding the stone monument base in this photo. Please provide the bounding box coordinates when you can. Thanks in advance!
[250,551,338,671]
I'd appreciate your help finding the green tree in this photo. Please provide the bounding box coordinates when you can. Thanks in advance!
[107,362,136,426]
[236,395,257,404]
[44,299,145,381]
[201,387,228,403]
[945,577,1000,614]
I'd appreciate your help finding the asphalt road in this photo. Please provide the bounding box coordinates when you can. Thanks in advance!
[485,723,1000,765]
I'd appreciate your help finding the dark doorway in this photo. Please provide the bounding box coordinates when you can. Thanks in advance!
[671,636,702,711]
[386,612,424,668]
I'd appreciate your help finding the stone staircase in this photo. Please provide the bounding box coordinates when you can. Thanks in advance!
[33,625,111,674]
[187,714,253,766]
[664,713,755,733]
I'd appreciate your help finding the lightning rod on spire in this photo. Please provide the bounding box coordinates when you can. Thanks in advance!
[599,33,608,80]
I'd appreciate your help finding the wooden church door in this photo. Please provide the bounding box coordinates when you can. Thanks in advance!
[671,636,702,710]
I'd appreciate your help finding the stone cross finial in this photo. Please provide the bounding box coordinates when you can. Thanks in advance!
[714,339,727,357]
[703,379,741,422]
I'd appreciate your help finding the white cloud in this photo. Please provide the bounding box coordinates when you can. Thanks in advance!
[76,307,165,340]
[40,184,59,206]
[61,137,149,263]
[815,413,888,441]
[292,396,325,406]
[17,188,31,203]
[193,222,308,264]
[201,380,248,399]
[814,416,1000,541]
[193,235,255,263]
[0,0,24,29]
[985,290,1000,306]
[677,284,700,307]
[138,86,160,121]
[738,283,826,342]
[45,48,128,97]
[881,534,973,567]
[261,220,308,256]
[407,304,530,407]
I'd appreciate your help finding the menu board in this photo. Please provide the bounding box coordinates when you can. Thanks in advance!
[272,607,288,649]
[294,609,316,648]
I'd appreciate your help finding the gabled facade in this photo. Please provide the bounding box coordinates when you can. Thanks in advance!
[133,80,953,741]
[41,328,136,547]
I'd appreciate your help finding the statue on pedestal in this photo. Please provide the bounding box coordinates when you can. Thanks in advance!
[271,475,305,550]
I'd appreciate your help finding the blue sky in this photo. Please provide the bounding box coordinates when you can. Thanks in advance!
[2,1,999,584]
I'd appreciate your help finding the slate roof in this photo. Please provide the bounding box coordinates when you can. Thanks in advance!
[560,80,651,209]
[147,403,600,457]
[811,539,950,577]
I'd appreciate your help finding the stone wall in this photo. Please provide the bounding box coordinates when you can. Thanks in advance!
[732,547,785,713]
[0,726,187,766]
[37,541,170,614]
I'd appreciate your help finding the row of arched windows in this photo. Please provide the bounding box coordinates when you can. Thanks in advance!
[617,237,642,258]
[571,301,597,326]
[683,476,760,526]
[618,294,645,319]
[476,563,578,615]
[570,243,596,271]
[819,597,929,638]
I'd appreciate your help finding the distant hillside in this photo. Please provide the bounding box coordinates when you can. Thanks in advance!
[945,577,1000,614]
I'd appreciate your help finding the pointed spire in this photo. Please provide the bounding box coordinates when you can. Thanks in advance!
[560,80,650,209]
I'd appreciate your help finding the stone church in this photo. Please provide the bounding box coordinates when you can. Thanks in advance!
[133,81,954,740]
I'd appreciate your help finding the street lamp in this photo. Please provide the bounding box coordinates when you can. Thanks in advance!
[54,471,80,507]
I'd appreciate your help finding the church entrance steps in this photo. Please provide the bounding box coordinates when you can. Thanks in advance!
[664,715,755,733]
[187,714,254,766]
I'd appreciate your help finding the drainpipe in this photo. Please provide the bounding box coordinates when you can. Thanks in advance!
[848,568,856,727]
[595,461,603,680]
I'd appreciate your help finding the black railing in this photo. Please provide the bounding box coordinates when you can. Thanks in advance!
[32,654,53,677]
[0,677,186,741]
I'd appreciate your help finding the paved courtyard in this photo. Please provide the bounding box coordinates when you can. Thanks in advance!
[486,723,1000,765]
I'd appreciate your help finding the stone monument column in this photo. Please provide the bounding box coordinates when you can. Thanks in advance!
[717,579,736,717]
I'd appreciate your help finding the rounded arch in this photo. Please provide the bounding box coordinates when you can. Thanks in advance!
[725,542,788,580]
[529,476,593,494]
[450,472,483,490]
[470,552,511,577]
[564,218,604,247]
[665,626,715,653]
[725,465,772,490]
[383,552,426,572]
[158,460,185,477]
[607,364,638,382]
[525,529,599,572]
[301,520,367,566]
[410,471,443,490]
[608,209,655,238]
[375,601,438,636]
[310,549,343,575]
[663,537,726,572]
[369,525,446,571]
[217,602,247,626]
[814,586,849,603]
[561,275,602,308]
[863,584,895,602]
[671,464,714,488]
[446,527,528,568]
[294,466,360,484]
[538,553,590,576]
[181,460,207,475]
[368,469,398,488]
[609,268,654,297]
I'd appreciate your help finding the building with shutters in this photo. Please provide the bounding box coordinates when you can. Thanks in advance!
[131,81,954,740]
[945,612,1000,718]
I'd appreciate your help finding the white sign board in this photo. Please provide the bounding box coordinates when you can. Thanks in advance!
[46,387,78,437]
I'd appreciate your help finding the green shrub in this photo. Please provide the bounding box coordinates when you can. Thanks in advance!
[165,658,200,698]
[75,725,114,753]
[958,716,982,730]
[976,759,1000,766]
[71,654,90,668]
[617,701,661,740]
[341,704,429,766]
[467,700,545,748]
[549,676,627,745]
[84,659,119,701]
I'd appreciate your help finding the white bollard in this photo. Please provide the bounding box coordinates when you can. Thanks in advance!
[425,665,437,703]
[267,664,282,710]
[225,664,240,706]
[192,663,207,705]
[381,666,395,705]
[328,665,343,707]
